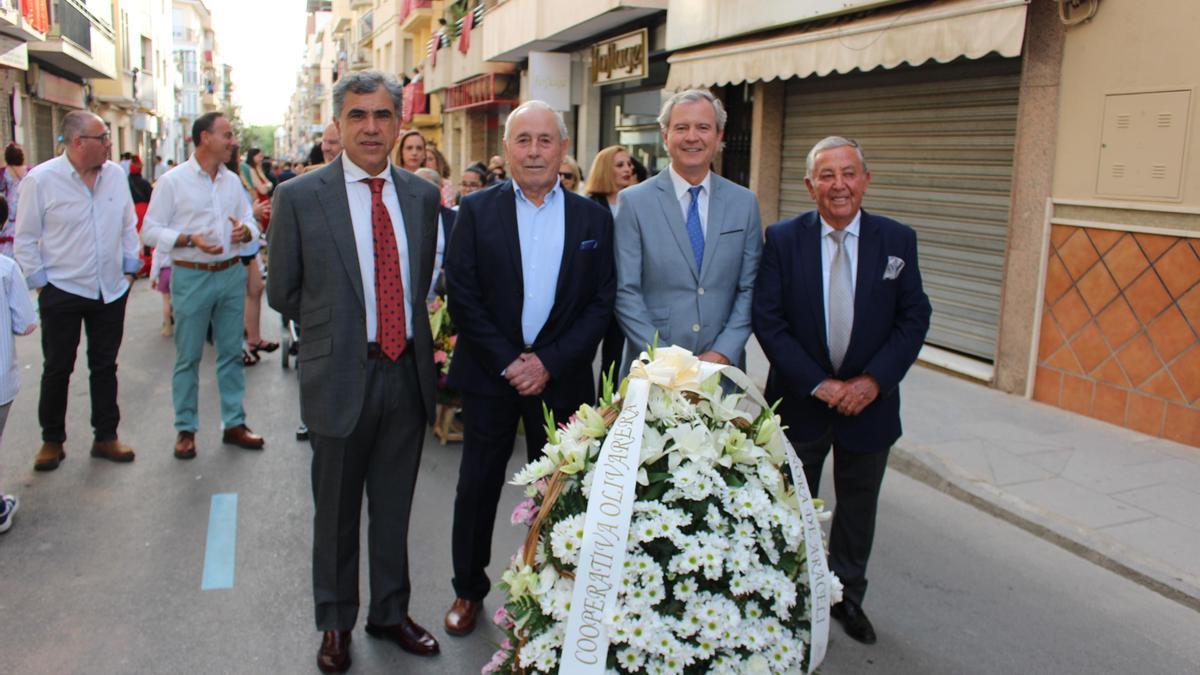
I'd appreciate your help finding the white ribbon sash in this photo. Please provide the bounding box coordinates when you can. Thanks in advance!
[560,378,650,674]
[559,362,828,674]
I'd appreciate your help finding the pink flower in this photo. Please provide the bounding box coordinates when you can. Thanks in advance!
[501,638,513,650]
[493,606,514,629]
[434,350,447,364]
[510,497,539,526]
[448,335,458,347]
[481,647,509,674]
[533,477,550,496]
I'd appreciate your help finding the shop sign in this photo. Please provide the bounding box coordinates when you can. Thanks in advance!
[37,70,86,108]
[592,29,647,85]
[528,51,571,112]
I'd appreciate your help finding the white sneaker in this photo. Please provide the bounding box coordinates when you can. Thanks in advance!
[0,494,18,534]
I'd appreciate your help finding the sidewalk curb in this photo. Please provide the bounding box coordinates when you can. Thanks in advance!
[889,442,1200,614]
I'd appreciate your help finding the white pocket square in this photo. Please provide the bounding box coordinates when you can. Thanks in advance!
[883,256,905,280]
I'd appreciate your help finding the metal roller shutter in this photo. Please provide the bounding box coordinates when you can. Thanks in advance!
[779,57,1021,361]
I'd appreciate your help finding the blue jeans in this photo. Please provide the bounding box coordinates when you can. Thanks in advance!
[170,264,247,432]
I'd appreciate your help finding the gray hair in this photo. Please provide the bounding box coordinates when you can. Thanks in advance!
[806,136,868,179]
[414,167,441,186]
[657,89,727,133]
[332,70,404,118]
[61,110,104,143]
[503,100,569,142]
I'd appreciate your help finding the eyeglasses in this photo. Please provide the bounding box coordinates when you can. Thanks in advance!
[78,133,112,142]
[559,172,576,179]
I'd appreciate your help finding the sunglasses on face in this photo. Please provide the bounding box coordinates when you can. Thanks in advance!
[559,172,576,179]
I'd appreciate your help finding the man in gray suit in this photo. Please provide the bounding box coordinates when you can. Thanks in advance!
[267,70,441,673]
[615,89,762,369]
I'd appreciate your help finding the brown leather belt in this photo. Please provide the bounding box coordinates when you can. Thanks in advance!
[174,258,240,272]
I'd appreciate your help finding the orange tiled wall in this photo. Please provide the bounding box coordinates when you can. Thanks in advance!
[1034,225,1200,447]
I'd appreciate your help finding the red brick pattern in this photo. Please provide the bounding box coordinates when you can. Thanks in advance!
[1035,226,1200,447]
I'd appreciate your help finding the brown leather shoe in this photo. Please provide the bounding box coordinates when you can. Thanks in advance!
[444,597,482,636]
[174,431,196,460]
[365,617,440,656]
[34,442,66,472]
[222,424,264,449]
[317,630,351,674]
[90,440,135,463]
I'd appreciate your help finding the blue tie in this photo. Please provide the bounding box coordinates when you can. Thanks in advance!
[685,185,704,271]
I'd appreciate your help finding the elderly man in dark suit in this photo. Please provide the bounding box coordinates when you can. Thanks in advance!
[442,100,615,636]
[752,136,931,645]
[267,70,442,673]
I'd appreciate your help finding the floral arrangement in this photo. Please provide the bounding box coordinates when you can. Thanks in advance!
[428,296,458,403]
[485,346,838,675]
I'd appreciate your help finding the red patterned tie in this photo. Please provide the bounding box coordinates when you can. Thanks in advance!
[362,178,407,360]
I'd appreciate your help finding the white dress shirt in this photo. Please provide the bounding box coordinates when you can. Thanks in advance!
[140,155,258,265]
[667,164,713,238]
[0,255,37,406]
[342,154,414,341]
[14,155,140,301]
[820,211,862,340]
[514,180,565,346]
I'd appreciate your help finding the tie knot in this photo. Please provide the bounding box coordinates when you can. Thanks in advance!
[688,185,703,199]
[829,229,848,245]
[361,177,386,194]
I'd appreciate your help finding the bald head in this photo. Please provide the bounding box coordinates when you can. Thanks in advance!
[321,122,341,163]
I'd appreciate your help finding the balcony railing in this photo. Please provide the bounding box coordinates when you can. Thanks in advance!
[443,73,518,112]
[57,0,91,51]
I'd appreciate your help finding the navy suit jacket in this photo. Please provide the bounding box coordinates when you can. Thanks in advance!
[752,209,931,452]
[444,181,615,409]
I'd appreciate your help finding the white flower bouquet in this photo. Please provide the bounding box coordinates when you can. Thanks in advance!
[486,346,838,675]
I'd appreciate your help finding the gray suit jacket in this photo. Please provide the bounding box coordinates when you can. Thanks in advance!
[266,159,441,438]
[614,168,762,369]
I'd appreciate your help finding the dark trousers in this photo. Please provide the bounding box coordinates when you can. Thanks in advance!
[792,429,890,608]
[309,351,425,631]
[597,316,625,396]
[451,391,577,601]
[37,284,128,443]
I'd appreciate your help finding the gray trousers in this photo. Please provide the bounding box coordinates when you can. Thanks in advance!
[309,350,425,631]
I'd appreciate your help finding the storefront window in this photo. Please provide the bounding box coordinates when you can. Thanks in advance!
[600,58,668,176]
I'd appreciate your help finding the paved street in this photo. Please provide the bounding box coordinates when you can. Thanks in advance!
[0,286,1198,674]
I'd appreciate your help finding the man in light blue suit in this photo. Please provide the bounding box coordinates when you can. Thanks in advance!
[614,89,762,370]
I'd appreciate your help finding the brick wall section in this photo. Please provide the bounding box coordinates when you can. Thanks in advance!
[1034,225,1200,447]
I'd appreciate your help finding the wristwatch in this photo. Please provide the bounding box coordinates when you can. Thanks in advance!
[184,234,195,247]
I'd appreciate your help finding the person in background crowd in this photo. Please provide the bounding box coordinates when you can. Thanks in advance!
[166,159,176,170]
[630,154,649,183]
[242,148,273,231]
[128,156,154,277]
[153,155,168,182]
[140,111,264,460]
[267,69,443,672]
[585,145,638,392]
[442,100,615,638]
[262,156,279,188]
[558,155,583,194]
[228,148,277,366]
[279,161,297,182]
[149,245,173,336]
[486,154,506,183]
[307,144,325,168]
[456,163,487,206]
[423,146,456,207]
[305,121,343,174]
[614,89,763,375]
[0,246,37,534]
[415,167,453,298]
[15,110,142,471]
[119,152,132,174]
[752,136,931,646]
[395,129,426,174]
[0,143,30,258]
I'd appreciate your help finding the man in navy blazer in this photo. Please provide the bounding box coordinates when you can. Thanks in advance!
[752,137,931,645]
[442,101,615,635]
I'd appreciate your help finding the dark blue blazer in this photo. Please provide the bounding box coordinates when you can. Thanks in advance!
[445,181,615,408]
[752,210,931,452]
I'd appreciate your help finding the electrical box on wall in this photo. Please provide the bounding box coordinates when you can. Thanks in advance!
[1096,89,1191,200]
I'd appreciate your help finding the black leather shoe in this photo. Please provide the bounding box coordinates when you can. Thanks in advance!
[317,630,351,673]
[831,601,877,644]
[365,617,440,656]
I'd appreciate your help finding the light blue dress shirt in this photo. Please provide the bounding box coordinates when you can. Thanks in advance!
[514,181,565,346]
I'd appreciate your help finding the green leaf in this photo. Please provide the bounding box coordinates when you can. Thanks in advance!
[542,402,559,445]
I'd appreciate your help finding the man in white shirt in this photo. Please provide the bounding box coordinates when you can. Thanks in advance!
[14,111,142,471]
[152,155,168,183]
[141,112,264,459]
[267,70,442,672]
[613,88,763,373]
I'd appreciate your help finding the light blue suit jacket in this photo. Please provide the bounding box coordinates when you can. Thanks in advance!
[614,168,762,372]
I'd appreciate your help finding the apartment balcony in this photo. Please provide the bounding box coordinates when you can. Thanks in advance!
[358,10,373,46]
[425,36,513,94]
[27,0,117,79]
[0,0,48,42]
[482,0,666,62]
[399,0,433,33]
[665,0,899,50]
[442,72,519,112]
[349,47,371,71]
